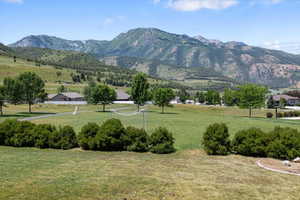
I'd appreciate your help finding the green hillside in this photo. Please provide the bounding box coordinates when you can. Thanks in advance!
[10,28,300,88]
[0,55,73,83]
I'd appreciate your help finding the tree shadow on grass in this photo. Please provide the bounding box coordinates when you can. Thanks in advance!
[0,114,29,118]
[18,112,56,115]
[0,112,56,119]
[160,112,180,115]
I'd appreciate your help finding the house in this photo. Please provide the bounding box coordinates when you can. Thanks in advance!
[114,90,133,104]
[116,90,130,101]
[47,92,85,102]
[272,95,300,106]
[170,96,180,104]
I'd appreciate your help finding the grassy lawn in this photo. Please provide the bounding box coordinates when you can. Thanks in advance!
[1,104,300,199]
[22,104,300,150]
[1,146,300,200]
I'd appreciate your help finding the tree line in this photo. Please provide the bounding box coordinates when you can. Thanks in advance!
[0,71,267,117]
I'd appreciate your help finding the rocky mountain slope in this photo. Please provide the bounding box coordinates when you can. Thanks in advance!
[10,28,300,88]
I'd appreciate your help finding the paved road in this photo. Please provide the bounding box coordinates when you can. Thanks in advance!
[19,111,92,121]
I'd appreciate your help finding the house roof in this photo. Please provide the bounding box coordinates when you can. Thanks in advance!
[272,95,300,101]
[48,92,84,99]
[47,94,57,99]
[116,90,130,100]
[61,92,84,98]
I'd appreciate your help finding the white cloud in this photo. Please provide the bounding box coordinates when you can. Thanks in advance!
[1,0,23,3]
[153,0,161,4]
[167,0,238,11]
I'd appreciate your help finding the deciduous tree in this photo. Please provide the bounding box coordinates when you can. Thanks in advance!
[153,88,175,114]
[131,73,149,111]
[90,85,116,112]
[236,84,267,118]
[17,72,47,113]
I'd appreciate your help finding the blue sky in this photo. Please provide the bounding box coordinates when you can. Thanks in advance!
[1,0,300,53]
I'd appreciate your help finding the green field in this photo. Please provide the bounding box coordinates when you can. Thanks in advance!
[2,104,299,150]
[1,146,300,200]
[1,104,300,199]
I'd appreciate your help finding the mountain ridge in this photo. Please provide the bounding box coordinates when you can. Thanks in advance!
[10,28,300,88]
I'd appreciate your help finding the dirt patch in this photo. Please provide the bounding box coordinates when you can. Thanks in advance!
[257,158,300,176]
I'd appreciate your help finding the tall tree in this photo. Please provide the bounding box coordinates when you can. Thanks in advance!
[196,91,206,104]
[0,86,6,116]
[3,77,23,105]
[223,88,237,106]
[153,88,175,114]
[206,90,221,105]
[17,72,47,113]
[178,89,189,104]
[57,85,67,93]
[90,85,116,112]
[131,73,149,111]
[236,84,267,118]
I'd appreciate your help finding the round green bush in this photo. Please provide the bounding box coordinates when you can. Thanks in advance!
[0,119,19,145]
[78,123,100,150]
[149,127,175,154]
[266,112,273,118]
[266,127,300,160]
[33,124,56,149]
[49,126,78,150]
[10,121,36,147]
[95,118,127,151]
[232,128,267,157]
[125,126,149,152]
[202,123,231,155]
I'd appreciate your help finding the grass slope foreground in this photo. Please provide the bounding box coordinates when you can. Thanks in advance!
[1,147,300,200]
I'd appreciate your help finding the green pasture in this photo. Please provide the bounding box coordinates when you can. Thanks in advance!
[4,104,297,150]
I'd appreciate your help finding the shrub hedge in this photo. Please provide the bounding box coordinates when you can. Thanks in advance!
[232,128,267,157]
[149,127,176,154]
[125,126,149,152]
[202,123,231,155]
[0,119,175,154]
[266,112,273,118]
[0,119,77,150]
[204,123,300,160]
[276,111,300,118]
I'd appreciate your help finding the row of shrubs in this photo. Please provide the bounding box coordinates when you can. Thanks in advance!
[77,119,175,154]
[0,119,175,154]
[266,111,300,118]
[203,123,300,160]
[0,120,77,149]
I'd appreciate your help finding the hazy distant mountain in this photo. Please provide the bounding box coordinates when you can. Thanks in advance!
[10,28,300,88]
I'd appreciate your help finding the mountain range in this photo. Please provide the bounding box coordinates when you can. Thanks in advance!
[10,28,300,89]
